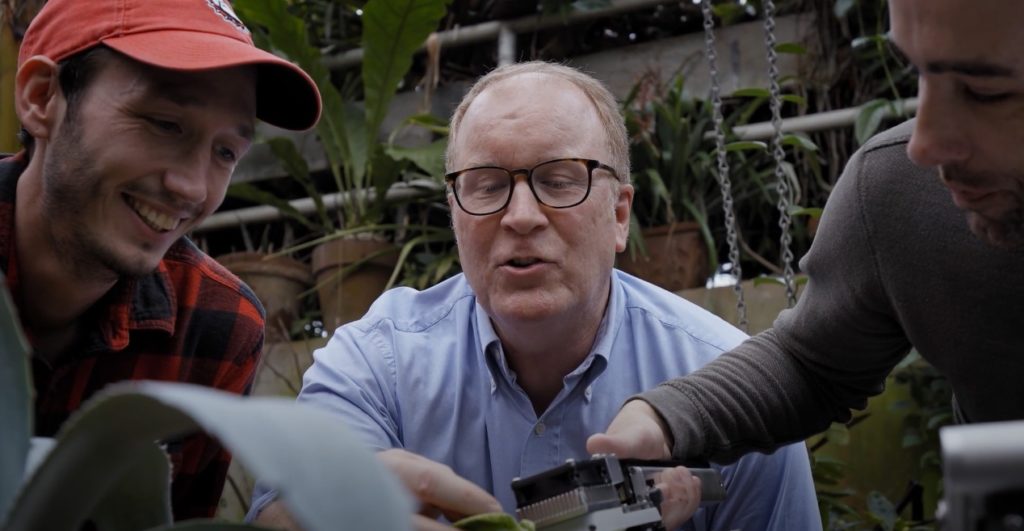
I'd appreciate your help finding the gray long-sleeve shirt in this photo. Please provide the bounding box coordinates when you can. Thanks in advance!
[641,120,1024,463]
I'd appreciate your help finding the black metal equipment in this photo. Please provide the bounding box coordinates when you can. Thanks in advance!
[511,455,726,531]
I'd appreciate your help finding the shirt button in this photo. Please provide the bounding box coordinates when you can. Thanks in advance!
[534,422,546,436]
[585,386,592,400]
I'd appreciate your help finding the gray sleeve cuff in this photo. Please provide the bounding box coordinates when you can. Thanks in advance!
[632,383,707,462]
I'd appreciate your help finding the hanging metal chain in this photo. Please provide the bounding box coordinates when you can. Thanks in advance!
[700,0,747,331]
[761,0,797,307]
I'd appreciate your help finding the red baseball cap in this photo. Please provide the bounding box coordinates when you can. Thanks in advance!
[19,0,321,131]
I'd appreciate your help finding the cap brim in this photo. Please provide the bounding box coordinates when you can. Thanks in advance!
[103,31,321,131]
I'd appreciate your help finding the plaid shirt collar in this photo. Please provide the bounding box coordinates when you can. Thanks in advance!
[0,153,177,353]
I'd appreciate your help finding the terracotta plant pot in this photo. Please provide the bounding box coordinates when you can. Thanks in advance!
[216,252,313,343]
[617,222,709,292]
[311,236,398,332]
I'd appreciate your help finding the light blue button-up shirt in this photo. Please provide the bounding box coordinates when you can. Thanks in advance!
[251,270,820,530]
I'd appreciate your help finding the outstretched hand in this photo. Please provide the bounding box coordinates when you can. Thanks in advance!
[377,449,503,530]
[586,399,672,459]
[254,449,502,531]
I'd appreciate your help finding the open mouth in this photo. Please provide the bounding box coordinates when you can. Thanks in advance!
[506,257,542,268]
[125,195,180,233]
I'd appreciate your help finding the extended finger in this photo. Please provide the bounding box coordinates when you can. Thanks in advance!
[654,467,701,529]
[380,450,502,518]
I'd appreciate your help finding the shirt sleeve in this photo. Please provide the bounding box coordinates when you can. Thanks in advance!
[247,323,401,520]
[640,139,913,464]
[296,324,403,450]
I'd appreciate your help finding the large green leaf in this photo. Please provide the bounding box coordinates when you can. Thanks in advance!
[386,138,448,180]
[359,0,450,225]
[267,138,334,231]
[233,0,361,224]
[362,0,451,144]
[232,1,320,71]
[226,182,317,231]
[89,442,173,531]
[0,279,30,523]
[854,98,891,145]
[5,382,412,531]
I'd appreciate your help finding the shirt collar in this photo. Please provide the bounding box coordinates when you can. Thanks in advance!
[94,261,177,352]
[474,272,624,390]
[0,154,177,354]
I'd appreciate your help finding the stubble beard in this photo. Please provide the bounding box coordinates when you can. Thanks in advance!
[41,111,157,282]
[941,166,1024,249]
[966,209,1024,249]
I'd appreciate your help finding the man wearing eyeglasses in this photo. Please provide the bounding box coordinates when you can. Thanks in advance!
[250,61,818,530]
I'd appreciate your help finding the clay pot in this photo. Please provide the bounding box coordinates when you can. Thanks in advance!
[617,222,709,291]
[311,236,398,332]
[216,252,313,342]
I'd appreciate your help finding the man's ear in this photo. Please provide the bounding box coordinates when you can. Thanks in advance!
[614,183,634,253]
[15,55,63,141]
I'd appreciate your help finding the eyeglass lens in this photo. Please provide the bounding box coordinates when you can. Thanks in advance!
[454,159,591,214]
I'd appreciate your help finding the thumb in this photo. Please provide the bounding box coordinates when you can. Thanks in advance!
[586,432,631,456]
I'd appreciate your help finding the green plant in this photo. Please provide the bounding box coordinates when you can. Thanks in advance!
[806,351,951,530]
[622,69,820,275]
[0,279,413,531]
[889,349,952,512]
[794,0,917,188]
[230,0,461,300]
[810,419,936,531]
[454,512,535,531]
[231,0,450,235]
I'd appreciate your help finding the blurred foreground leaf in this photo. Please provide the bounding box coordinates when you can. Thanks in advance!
[454,512,536,531]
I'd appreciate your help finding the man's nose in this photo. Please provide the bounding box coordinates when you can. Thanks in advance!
[500,176,548,233]
[163,149,209,205]
[907,80,971,168]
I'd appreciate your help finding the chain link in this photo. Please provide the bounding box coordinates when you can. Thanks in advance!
[762,0,798,307]
[701,0,747,331]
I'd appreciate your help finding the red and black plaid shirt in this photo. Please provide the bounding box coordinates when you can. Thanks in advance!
[0,153,265,520]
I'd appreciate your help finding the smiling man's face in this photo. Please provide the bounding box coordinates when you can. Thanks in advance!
[40,51,255,278]
[891,0,1024,247]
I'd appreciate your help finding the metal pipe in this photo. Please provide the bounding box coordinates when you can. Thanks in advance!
[322,0,678,71]
[195,180,444,233]
[724,98,919,141]
[497,24,516,66]
[202,99,919,233]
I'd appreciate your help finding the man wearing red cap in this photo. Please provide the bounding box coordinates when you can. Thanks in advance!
[4,0,320,520]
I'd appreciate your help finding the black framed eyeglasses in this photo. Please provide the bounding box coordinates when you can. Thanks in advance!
[444,158,619,216]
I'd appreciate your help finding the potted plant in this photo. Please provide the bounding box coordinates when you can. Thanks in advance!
[619,69,817,291]
[619,71,738,291]
[213,224,314,344]
[232,0,452,329]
